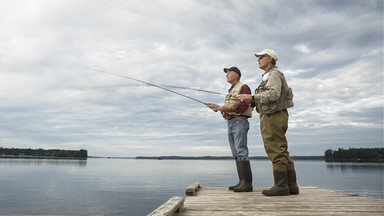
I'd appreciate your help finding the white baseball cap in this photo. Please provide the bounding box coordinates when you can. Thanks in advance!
[255,49,278,61]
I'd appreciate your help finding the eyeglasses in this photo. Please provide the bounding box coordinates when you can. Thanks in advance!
[258,55,267,60]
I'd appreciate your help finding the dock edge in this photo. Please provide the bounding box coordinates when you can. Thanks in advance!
[147,182,200,216]
[147,196,184,216]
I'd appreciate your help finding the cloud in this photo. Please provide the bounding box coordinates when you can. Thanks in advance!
[0,0,382,157]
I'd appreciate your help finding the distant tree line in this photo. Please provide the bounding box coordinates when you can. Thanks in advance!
[0,147,88,159]
[324,148,384,162]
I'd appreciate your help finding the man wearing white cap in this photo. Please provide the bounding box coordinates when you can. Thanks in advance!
[238,49,299,196]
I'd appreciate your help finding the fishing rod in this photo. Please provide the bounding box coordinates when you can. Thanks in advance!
[163,85,225,96]
[83,67,208,105]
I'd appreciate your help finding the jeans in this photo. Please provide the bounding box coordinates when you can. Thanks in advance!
[227,116,250,161]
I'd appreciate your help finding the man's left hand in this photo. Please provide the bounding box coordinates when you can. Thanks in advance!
[238,94,252,103]
[219,105,233,112]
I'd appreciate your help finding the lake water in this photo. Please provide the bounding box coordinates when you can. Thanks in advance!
[0,158,383,215]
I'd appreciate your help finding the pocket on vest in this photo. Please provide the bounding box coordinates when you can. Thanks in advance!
[261,102,277,113]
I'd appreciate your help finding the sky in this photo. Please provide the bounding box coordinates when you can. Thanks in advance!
[0,0,383,157]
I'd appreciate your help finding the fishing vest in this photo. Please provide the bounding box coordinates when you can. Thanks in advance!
[223,81,253,118]
[255,67,294,114]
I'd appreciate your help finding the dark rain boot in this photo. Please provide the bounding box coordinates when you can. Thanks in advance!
[262,172,290,196]
[233,161,253,192]
[288,170,299,195]
[229,161,242,190]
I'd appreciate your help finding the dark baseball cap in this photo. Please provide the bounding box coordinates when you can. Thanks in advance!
[223,66,241,79]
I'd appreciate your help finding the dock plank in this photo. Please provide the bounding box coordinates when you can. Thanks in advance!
[182,186,384,216]
[148,196,184,216]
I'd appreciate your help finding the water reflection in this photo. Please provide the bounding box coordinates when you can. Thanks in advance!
[1,159,382,215]
[326,162,384,173]
[0,158,87,167]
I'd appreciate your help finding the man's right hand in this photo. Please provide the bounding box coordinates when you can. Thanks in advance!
[206,103,220,112]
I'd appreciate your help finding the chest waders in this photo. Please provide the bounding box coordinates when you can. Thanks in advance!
[255,68,299,196]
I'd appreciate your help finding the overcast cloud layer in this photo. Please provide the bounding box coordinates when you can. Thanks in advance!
[0,0,383,157]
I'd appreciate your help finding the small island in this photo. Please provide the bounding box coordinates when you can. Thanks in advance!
[325,147,384,162]
[0,147,88,160]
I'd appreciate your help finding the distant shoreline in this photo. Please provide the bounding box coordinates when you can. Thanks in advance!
[86,155,324,160]
[3,155,383,162]
[134,156,383,162]
[135,156,325,160]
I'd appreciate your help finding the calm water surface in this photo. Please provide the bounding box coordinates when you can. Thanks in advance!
[0,158,383,215]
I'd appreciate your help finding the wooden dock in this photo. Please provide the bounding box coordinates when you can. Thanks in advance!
[148,182,384,216]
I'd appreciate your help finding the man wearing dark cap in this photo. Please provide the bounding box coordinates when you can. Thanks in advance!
[206,66,253,192]
[238,49,299,196]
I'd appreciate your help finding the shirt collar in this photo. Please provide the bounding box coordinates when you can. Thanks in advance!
[228,81,239,92]
[262,66,278,77]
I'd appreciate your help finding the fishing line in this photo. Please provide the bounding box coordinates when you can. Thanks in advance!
[83,67,208,105]
[84,83,225,95]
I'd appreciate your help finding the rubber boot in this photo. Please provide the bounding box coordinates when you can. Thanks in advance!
[233,161,253,192]
[229,161,242,190]
[262,172,290,196]
[288,170,299,195]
